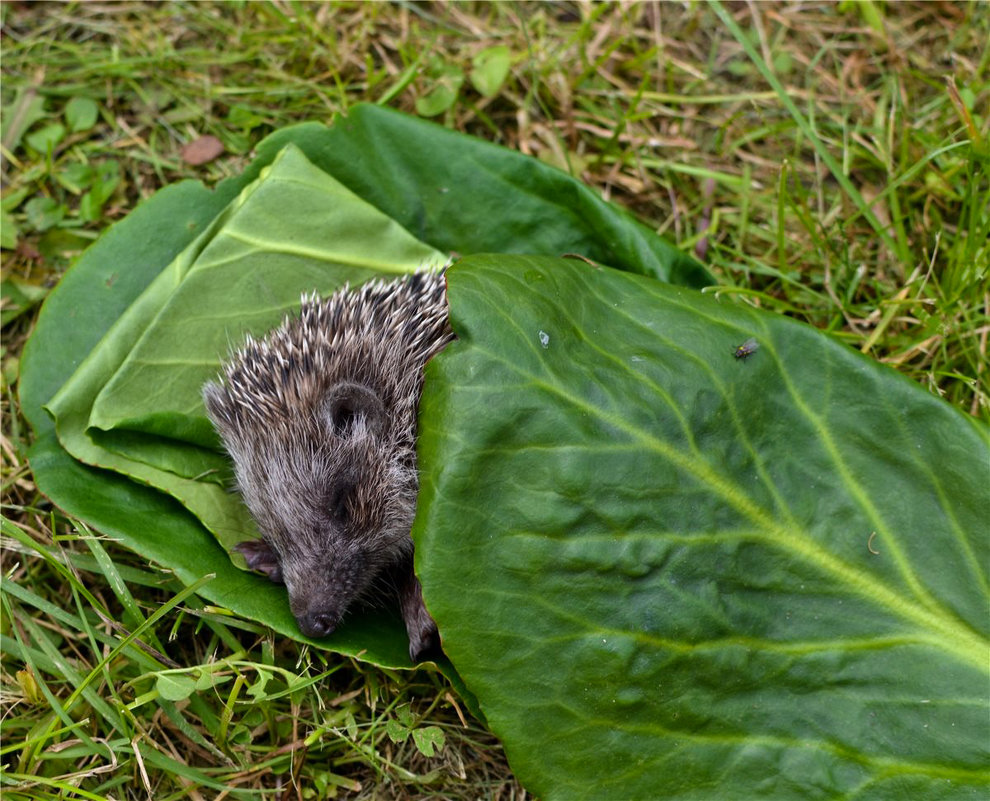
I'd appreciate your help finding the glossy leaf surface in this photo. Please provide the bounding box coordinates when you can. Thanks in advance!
[416,254,990,800]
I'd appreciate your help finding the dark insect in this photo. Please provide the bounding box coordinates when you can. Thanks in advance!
[733,337,759,360]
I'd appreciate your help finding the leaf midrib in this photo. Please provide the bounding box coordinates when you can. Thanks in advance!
[459,318,987,671]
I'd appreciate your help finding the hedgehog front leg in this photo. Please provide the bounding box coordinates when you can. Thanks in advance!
[235,538,283,583]
[399,560,440,662]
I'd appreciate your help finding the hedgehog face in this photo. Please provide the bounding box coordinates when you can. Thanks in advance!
[206,379,418,639]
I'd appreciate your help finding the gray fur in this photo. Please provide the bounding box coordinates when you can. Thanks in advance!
[203,271,453,660]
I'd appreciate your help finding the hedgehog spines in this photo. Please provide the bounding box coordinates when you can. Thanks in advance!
[204,270,451,434]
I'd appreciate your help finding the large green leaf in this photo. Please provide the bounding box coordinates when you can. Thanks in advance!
[255,105,712,288]
[22,106,705,671]
[44,144,442,550]
[17,146,419,660]
[415,255,989,800]
[86,143,445,449]
[22,147,421,666]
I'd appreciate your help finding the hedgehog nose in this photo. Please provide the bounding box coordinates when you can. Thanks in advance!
[298,610,338,639]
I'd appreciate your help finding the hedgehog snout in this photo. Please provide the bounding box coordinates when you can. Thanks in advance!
[297,607,341,639]
[284,548,367,640]
[289,583,348,639]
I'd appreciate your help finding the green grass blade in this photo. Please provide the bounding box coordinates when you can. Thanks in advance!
[710,0,904,262]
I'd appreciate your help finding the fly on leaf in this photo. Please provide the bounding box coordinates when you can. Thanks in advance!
[733,337,759,360]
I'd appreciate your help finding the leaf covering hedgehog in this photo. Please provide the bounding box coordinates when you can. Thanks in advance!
[203,271,453,661]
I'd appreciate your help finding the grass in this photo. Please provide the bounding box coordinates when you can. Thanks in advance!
[1,1,987,799]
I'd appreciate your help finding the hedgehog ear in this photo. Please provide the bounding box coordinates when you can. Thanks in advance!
[323,382,385,437]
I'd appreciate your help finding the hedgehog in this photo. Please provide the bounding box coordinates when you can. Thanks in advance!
[203,270,453,661]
